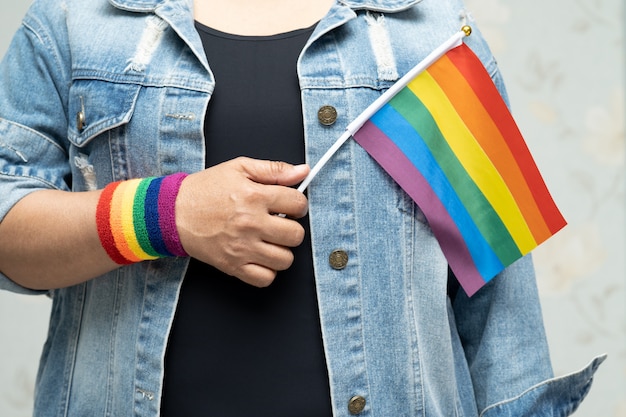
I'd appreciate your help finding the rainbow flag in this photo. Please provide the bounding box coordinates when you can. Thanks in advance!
[298,28,566,296]
[352,32,566,295]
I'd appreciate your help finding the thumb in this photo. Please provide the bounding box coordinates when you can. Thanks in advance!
[242,159,310,187]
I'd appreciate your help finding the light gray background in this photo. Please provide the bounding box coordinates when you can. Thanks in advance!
[0,0,624,415]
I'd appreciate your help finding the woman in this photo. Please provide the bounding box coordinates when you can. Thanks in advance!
[0,0,603,415]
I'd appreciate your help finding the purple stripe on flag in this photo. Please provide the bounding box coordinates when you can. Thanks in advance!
[354,120,486,295]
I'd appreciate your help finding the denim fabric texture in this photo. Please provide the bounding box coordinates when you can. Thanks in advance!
[0,0,604,415]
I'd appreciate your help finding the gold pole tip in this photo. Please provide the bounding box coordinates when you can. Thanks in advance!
[461,25,472,37]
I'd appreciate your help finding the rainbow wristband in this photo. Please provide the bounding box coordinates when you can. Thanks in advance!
[96,173,189,265]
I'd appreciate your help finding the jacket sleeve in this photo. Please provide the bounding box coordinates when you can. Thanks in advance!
[0,2,72,294]
[451,27,604,413]
[452,254,605,416]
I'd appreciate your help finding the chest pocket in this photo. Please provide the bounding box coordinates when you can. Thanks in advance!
[67,79,141,148]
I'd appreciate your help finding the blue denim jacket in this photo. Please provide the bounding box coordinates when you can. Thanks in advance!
[0,0,604,416]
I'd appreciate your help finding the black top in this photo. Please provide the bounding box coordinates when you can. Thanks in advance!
[161,22,333,417]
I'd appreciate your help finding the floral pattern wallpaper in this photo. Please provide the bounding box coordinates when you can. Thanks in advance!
[0,0,623,415]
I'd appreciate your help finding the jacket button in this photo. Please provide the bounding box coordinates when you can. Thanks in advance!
[329,250,348,270]
[76,111,85,132]
[348,395,366,415]
[318,105,337,126]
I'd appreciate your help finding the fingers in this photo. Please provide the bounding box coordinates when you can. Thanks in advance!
[260,212,306,247]
[220,158,310,218]
[215,230,299,288]
[239,158,310,187]
[264,184,309,219]
[235,264,282,288]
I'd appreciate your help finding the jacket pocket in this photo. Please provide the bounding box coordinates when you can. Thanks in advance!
[67,79,141,148]
[480,355,606,417]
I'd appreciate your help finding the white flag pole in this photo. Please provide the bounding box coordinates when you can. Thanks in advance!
[297,26,471,194]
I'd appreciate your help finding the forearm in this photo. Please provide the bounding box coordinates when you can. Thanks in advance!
[0,190,118,290]
[0,159,309,291]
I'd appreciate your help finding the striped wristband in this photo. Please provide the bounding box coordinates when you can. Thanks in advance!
[96,173,189,265]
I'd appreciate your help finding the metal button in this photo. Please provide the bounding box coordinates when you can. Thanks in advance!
[348,395,366,415]
[77,95,86,132]
[318,105,338,126]
[76,111,85,132]
[329,250,349,270]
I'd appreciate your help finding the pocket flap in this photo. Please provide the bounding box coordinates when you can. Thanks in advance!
[68,79,141,147]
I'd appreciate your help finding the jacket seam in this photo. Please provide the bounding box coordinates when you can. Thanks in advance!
[59,285,87,417]
[21,15,71,109]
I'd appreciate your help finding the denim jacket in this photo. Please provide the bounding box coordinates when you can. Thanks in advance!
[0,0,604,416]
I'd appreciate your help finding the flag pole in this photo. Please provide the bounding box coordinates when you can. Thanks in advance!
[297,26,472,193]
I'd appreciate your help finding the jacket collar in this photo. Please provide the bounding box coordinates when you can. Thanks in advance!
[108,0,163,13]
[339,0,423,12]
[109,0,423,14]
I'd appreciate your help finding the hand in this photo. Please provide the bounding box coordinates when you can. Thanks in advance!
[175,157,310,287]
